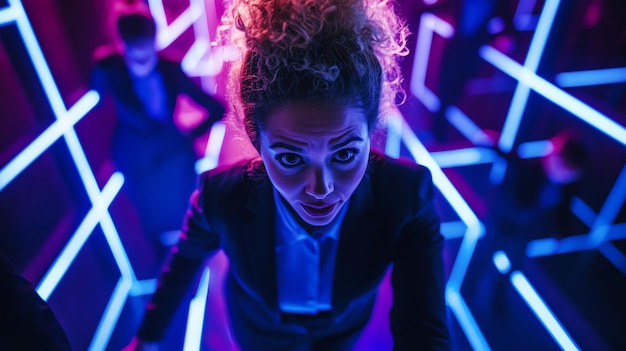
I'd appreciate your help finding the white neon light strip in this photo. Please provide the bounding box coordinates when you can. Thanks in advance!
[516,139,553,159]
[89,276,134,351]
[184,267,211,351]
[431,148,495,168]
[497,0,561,154]
[446,288,491,351]
[410,12,454,113]
[492,251,511,274]
[148,0,203,50]
[440,221,467,240]
[481,46,626,147]
[195,121,226,174]
[555,67,626,87]
[36,173,124,300]
[526,222,626,257]
[510,271,580,350]
[387,112,488,347]
[0,5,17,23]
[0,91,99,191]
[445,106,493,145]
[384,112,402,159]
[391,113,484,291]
[590,164,626,242]
[130,278,159,296]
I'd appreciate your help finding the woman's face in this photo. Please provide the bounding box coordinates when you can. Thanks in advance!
[259,102,371,228]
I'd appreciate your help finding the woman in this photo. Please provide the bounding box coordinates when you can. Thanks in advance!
[125,0,450,349]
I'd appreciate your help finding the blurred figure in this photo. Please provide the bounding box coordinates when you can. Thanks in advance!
[471,130,588,316]
[488,130,588,258]
[0,251,72,350]
[90,9,225,248]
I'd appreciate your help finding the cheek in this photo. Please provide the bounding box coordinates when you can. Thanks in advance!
[264,161,302,196]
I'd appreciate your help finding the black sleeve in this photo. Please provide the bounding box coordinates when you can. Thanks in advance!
[389,169,450,350]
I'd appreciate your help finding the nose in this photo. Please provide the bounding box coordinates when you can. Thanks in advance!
[305,166,334,200]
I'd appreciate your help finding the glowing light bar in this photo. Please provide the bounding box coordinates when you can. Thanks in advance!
[0,91,99,191]
[196,121,226,174]
[89,277,133,351]
[555,67,626,87]
[431,148,495,168]
[148,0,203,50]
[510,271,580,350]
[36,173,124,300]
[184,267,211,351]
[597,243,626,276]
[570,196,596,227]
[526,223,626,257]
[410,12,454,112]
[517,139,553,159]
[481,45,626,147]
[493,251,511,274]
[445,106,494,146]
[384,112,402,159]
[0,5,17,23]
[130,278,158,296]
[497,0,561,154]
[389,112,484,294]
[446,288,491,351]
[590,165,626,243]
[440,221,467,240]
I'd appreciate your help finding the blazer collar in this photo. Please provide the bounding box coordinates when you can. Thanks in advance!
[241,168,377,315]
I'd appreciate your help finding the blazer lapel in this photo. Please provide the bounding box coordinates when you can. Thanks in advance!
[332,173,378,308]
[242,178,281,315]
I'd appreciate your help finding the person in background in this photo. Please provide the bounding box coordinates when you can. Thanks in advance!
[0,251,72,350]
[123,0,450,349]
[90,9,225,249]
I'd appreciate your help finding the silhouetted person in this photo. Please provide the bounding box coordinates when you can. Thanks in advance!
[0,251,72,350]
[90,10,225,248]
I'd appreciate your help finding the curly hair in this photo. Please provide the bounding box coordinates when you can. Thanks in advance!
[218,0,409,149]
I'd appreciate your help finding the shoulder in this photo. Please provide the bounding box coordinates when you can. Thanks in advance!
[93,50,125,70]
[368,150,432,185]
[199,158,266,192]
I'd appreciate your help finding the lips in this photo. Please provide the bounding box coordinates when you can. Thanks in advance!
[301,203,337,217]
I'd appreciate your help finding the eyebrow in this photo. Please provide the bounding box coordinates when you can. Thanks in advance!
[269,142,303,152]
[330,135,364,151]
[269,135,364,152]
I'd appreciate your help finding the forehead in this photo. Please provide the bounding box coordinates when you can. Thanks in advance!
[264,103,367,136]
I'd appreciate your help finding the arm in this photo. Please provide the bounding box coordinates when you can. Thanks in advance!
[390,170,450,350]
[134,174,221,342]
[173,66,226,138]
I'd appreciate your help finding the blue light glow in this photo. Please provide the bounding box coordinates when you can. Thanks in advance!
[36,173,124,300]
[590,165,626,242]
[492,251,511,274]
[597,243,626,275]
[510,271,580,350]
[89,277,134,351]
[410,12,454,112]
[516,140,553,159]
[184,267,211,351]
[480,45,626,147]
[431,148,495,168]
[446,288,491,351]
[445,106,494,145]
[555,67,626,87]
[195,121,226,174]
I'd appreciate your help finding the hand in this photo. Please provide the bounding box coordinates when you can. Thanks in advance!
[121,337,159,351]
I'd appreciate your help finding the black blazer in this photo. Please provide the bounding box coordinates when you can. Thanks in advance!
[137,151,450,350]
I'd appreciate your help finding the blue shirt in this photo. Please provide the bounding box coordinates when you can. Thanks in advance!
[273,190,348,314]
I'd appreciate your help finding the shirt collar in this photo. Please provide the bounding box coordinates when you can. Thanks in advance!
[273,189,348,246]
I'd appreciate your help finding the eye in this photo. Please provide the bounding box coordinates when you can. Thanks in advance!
[275,153,305,168]
[332,149,358,163]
